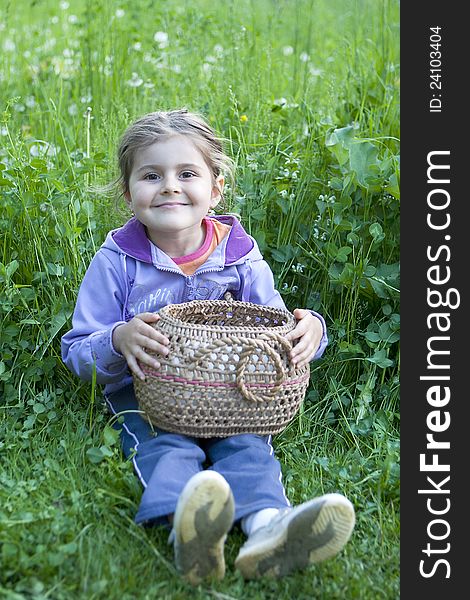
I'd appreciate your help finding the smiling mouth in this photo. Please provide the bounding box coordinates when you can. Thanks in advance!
[155,202,188,208]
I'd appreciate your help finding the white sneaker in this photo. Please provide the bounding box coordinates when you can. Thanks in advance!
[235,493,355,579]
[173,471,235,585]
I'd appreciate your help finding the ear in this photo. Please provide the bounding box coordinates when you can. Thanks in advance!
[210,175,224,209]
[123,188,132,207]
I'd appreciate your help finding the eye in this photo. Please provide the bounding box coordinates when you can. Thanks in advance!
[180,171,197,179]
[144,172,160,181]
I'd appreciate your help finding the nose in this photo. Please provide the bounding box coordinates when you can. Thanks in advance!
[161,173,181,194]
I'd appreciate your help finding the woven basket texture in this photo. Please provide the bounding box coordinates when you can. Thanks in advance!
[133,300,310,437]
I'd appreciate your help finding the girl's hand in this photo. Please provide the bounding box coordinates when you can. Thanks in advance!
[285,309,323,368]
[112,312,170,381]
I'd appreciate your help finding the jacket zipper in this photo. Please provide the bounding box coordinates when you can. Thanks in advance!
[151,263,228,303]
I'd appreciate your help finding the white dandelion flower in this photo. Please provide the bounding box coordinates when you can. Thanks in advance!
[154,31,169,48]
[115,9,125,18]
[30,141,60,158]
[309,66,323,76]
[126,72,143,87]
[283,45,294,56]
[300,52,309,62]
[60,1,70,9]
[3,39,15,52]
[43,38,56,50]
[273,97,287,107]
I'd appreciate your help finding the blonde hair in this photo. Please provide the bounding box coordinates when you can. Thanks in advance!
[116,109,234,199]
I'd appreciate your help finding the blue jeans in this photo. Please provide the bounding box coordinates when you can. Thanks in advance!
[105,384,291,525]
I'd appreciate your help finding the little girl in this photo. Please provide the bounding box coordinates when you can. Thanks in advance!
[61,109,355,584]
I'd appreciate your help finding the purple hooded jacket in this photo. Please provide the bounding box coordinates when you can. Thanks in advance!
[61,215,328,394]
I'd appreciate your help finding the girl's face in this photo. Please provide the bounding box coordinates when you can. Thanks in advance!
[124,134,223,250]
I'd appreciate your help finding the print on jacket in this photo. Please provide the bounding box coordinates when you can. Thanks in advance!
[125,279,229,318]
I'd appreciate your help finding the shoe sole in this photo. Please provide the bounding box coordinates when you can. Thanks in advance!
[235,493,355,579]
[174,470,235,585]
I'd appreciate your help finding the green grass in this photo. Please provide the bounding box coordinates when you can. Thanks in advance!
[1,0,400,598]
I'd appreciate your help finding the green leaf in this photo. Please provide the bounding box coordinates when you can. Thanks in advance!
[325,242,338,258]
[99,445,114,457]
[30,158,48,171]
[366,349,394,368]
[6,260,19,279]
[86,447,105,464]
[23,415,36,428]
[270,245,295,263]
[49,178,67,193]
[379,322,400,343]
[347,232,360,246]
[250,207,266,221]
[253,230,266,252]
[328,177,343,190]
[369,223,384,241]
[46,263,65,276]
[338,341,365,356]
[349,141,379,188]
[325,126,355,165]
[385,172,400,199]
[336,246,352,263]
[367,277,391,299]
[103,425,120,446]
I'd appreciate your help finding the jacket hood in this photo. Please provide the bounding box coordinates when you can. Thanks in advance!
[106,215,262,265]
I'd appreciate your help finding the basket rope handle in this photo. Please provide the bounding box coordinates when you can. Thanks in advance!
[193,333,292,403]
[236,337,286,402]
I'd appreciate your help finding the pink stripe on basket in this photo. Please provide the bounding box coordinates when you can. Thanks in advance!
[140,369,310,388]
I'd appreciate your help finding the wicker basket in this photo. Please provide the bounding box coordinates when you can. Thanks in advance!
[133,299,310,437]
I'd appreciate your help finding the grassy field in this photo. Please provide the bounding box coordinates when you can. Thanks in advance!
[0,0,400,598]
